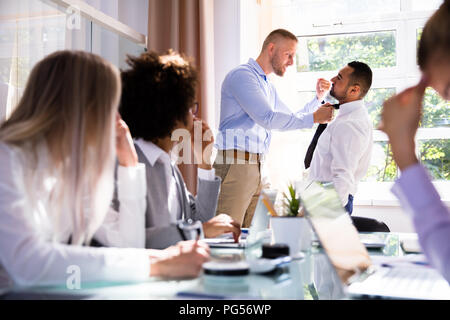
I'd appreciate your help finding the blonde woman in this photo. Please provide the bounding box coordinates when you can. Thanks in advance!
[0,50,209,290]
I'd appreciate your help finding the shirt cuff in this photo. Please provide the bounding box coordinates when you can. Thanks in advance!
[391,163,441,212]
[315,96,323,104]
[197,167,216,181]
[101,247,150,281]
[117,163,147,199]
[303,113,314,128]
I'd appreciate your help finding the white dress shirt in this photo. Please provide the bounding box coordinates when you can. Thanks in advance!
[308,99,373,206]
[134,139,215,223]
[0,142,150,290]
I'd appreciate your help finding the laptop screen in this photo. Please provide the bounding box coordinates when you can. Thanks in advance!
[300,181,372,285]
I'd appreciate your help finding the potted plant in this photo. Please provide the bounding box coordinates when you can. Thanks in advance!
[283,183,304,217]
[270,183,311,258]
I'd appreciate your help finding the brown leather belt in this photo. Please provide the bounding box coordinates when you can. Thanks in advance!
[221,149,262,162]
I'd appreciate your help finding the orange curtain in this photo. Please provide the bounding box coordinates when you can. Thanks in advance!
[148,0,215,194]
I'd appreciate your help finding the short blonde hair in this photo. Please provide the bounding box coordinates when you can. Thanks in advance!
[0,51,121,245]
[261,29,298,51]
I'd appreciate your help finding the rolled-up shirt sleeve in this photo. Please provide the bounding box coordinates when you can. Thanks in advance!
[228,69,314,130]
[391,164,450,282]
[295,96,321,115]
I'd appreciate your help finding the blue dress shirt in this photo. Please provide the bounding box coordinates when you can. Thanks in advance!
[215,58,320,154]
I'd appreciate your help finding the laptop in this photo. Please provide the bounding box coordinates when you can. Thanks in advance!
[312,232,387,249]
[300,181,450,300]
[203,190,276,249]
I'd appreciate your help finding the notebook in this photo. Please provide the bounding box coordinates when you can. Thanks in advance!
[300,181,450,300]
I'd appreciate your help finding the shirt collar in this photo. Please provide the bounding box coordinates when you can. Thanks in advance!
[248,58,267,80]
[336,99,365,117]
[134,138,171,167]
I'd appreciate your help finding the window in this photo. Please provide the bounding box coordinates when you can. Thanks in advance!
[261,0,449,203]
[0,0,67,120]
[365,88,396,127]
[91,22,146,71]
[363,88,398,182]
[419,139,449,180]
[0,0,146,122]
[297,31,396,73]
[410,0,443,11]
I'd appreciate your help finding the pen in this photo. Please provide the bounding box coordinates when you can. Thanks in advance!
[381,261,429,268]
[261,193,278,217]
[196,227,201,241]
[176,224,187,241]
[176,291,228,300]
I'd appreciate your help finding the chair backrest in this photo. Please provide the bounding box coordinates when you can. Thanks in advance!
[351,216,390,232]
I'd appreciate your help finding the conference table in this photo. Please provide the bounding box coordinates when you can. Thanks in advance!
[1,232,420,300]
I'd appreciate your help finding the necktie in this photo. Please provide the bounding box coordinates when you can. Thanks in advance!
[304,103,340,169]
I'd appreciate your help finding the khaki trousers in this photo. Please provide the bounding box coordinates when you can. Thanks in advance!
[213,150,262,228]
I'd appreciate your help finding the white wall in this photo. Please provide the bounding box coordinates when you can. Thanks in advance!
[213,0,241,132]
[239,0,264,65]
[213,0,271,133]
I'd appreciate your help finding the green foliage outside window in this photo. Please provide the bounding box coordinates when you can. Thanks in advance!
[415,27,449,180]
[364,89,449,182]
[420,139,449,180]
[422,86,450,128]
[365,88,396,127]
[297,31,396,72]
[364,142,398,182]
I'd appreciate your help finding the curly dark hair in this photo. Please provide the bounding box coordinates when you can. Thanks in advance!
[119,50,198,142]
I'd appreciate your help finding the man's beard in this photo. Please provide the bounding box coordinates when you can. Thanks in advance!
[271,55,285,77]
[330,85,337,98]
[330,85,346,101]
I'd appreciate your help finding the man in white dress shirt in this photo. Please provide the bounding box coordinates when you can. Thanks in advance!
[308,61,373,213]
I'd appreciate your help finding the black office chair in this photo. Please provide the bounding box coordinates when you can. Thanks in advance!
[351,216,390,232]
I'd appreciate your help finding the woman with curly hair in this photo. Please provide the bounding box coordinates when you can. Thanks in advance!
[119,50,241,249]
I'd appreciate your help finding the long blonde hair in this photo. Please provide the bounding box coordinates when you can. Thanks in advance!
[0,50,120,245]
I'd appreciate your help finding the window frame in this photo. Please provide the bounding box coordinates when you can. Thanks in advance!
[0,0,147,122]
[267,0,449,204]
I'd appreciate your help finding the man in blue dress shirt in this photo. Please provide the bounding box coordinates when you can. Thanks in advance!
[214,29,334,227]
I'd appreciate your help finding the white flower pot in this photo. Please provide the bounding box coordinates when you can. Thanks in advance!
[270,216,312,259]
